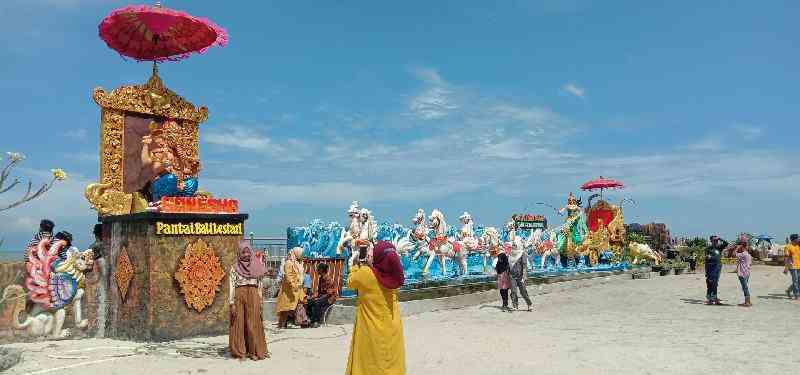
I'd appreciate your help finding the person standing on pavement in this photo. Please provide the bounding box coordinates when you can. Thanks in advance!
[705,235,728,305]
[783,234,800,300]
[495,253,512,312]
[735,239,753,307]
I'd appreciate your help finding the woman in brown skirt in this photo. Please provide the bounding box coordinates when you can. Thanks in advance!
[229,240,269,360]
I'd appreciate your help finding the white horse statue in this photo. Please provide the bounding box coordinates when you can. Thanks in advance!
[337,204,377,265]
[480,227,503,273]
[423,209,467,277]
[395,209,430,258]
[457,212,481,253]
[532,228,559,269]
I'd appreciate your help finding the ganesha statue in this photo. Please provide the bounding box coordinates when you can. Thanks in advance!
[141,120,200,203]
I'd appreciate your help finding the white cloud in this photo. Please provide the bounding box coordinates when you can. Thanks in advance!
[204,179,484,210]
[733,124,762,140]
[65,128,88,141]
[408,68,459,120]
[687,136,723,151]
[562,83,585,98]
[204,125,310,162]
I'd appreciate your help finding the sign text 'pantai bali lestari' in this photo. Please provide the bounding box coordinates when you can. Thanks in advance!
[156,222,244,236]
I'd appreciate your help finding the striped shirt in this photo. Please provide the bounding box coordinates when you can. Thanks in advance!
[24,231,52,263]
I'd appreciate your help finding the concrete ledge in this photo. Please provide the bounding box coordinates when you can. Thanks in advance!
[264,267,642,325]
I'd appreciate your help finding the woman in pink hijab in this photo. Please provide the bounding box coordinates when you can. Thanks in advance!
[229,240,269,360]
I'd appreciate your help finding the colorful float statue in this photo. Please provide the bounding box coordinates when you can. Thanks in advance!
[554,193,589,265]
[576,177,631,264]
[17,233,95,337]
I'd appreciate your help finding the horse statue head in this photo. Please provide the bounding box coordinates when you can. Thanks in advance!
[429,209,447,236]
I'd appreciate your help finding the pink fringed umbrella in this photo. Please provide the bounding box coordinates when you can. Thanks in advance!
[580,176,624,199]
[99,2,228,62]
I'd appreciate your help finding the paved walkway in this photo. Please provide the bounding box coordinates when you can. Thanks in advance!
[5,265,798,375]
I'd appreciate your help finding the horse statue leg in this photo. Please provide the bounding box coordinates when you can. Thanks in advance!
[51,308,67,338]
[422,250,435,276]
[72,289,88,329]
[439,251,448,277]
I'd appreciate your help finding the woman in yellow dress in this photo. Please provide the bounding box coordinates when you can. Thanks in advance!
[275,247,307,329]
[346,240,406,375]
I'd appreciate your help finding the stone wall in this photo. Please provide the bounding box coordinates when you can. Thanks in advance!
[101,212,247,341]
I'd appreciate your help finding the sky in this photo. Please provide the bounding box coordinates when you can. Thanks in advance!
[1,0,799,251]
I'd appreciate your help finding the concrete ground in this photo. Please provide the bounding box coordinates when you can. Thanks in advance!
[5,265,798,375]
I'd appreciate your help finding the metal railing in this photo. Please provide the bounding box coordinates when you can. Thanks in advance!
[247,233,287,258]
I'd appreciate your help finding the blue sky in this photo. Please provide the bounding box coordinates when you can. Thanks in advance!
[1,0,798,251]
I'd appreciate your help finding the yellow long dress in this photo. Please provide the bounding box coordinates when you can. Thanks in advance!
[345,265,406,375]
[275,261,305,313]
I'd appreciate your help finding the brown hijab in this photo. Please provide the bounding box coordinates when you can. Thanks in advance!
[234,241,267,279]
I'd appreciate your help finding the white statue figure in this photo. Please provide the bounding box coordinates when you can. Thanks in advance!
[480,227,503,273]
[628,241,663,265]
[532,228,559,269]
[346,208,377,266]
[423,209,468,277]
[337,201,364,257]
[395,209,431,258]
[457,212,481,253]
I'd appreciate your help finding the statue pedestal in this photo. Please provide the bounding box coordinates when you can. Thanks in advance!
[99,212,248,341]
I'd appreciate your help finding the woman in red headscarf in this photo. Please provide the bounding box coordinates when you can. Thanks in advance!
[345,240,406,375]
[228,240,269,360]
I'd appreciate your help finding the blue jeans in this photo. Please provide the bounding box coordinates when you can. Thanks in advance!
[738,275,750,297]
[790,269,800,298]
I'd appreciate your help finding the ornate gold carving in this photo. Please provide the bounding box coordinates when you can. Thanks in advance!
[93,65,208,123]
[88,65,208,216]
[85,182,132,216]
[114,246,135,301]
[174,239,225,312]
[130,192,149,214]
[100,110,125,191]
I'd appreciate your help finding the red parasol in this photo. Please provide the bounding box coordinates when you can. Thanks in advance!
[580,176,624,199]
[99,2,228,62]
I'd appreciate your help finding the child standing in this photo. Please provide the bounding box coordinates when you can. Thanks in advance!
[495,253,511,312]
[735,240,752,307]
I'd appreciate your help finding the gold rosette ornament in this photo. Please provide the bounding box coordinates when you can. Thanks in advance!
[174,239,225,312]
